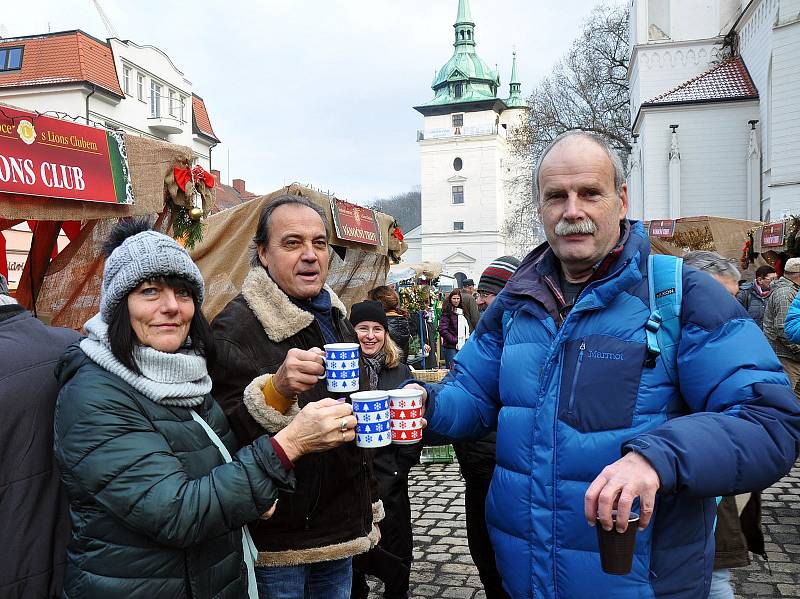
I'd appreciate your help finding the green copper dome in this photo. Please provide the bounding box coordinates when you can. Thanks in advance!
[417,0,500,108]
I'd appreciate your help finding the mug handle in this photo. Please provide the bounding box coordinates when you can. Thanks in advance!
[318,356,327,379]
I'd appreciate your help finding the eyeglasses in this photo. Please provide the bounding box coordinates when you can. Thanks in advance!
[476,291,496,299]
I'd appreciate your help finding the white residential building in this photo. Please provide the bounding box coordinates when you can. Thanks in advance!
[414,0,528,284]
[627,0,800,222]
[0,30,220,170]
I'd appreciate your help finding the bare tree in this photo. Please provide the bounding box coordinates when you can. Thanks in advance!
[504,2,632,251]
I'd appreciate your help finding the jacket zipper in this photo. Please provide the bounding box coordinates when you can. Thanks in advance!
[566,340,586,415]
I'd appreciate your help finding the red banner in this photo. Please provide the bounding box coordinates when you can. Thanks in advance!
[0,106,132,204]
[760,222,785,248]
[648,219,676,238]
[330,198,380,246]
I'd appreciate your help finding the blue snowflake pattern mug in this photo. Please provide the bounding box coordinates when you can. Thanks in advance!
[351,390,391,448]
[320,343,360,393]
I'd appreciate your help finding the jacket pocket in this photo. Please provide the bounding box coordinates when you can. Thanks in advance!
[558,335,646,433]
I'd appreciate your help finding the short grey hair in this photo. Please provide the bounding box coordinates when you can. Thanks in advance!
[534,130,626,202]
[683,250,741,282]
[251,194,330,267]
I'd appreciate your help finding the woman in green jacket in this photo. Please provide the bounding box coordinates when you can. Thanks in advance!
[54,220,357,599]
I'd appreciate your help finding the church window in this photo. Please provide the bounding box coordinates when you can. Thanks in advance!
[454,83,463,98]
[452,113,464,127]
[647,0,670,40]
[453,157,463,171]
[452,186,464,204]
[453,221,464,231]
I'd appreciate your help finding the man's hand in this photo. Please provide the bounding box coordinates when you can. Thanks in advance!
[403,383,428,428]
[584,452,660,533]
[272,348,326,398]
[273,398,356,462]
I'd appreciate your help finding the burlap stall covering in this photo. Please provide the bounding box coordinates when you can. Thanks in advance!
[190,184,396,321]
[648,217,760,258]
[34,212,170,330]
[0,135,191,221]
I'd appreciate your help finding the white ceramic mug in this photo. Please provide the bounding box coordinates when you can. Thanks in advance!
[351,390,391,448]
[320,343,360,393]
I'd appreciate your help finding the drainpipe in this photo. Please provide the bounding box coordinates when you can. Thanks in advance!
[86,84,97,125]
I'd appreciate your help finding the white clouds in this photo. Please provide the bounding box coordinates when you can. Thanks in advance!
[1,0,609,201]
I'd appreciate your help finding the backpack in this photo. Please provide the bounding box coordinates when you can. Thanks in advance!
[645,254,683,386]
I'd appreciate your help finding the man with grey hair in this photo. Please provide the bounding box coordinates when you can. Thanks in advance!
[210,195,380,598]
[408,130,800,597]
[763,257,800,391]
[682,250,741,296]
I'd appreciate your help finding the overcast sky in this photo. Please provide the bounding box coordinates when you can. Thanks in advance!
[2,0,609,203]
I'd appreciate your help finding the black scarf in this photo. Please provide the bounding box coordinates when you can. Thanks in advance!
[363,350,386,391]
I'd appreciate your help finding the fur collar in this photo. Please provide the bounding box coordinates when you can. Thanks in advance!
[241,267,347,343]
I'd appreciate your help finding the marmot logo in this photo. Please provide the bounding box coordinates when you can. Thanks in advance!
[655,288,676,299]
[587,350,624,361]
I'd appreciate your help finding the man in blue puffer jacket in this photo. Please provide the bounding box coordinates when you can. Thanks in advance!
[411,131,800,598]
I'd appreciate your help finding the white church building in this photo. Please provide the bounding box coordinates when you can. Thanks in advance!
[414,0,528,285]
[627,0,800,223]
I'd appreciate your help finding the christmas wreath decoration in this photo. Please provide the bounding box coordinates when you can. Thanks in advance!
[164,164,216,249]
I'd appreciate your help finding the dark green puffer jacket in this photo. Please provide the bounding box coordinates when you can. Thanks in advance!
[54,344,296,599]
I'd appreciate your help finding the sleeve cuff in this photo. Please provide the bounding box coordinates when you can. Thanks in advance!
[270,437,295,471]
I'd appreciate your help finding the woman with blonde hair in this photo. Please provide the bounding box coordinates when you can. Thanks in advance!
[349,300,419,599]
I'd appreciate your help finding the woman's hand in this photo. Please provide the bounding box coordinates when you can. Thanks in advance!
[273,398,356,462]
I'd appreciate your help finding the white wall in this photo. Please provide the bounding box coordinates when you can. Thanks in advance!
[636,101,759,219]
[0,86,89,121]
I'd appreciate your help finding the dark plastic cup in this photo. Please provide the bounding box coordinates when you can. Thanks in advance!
[596,511,639,575]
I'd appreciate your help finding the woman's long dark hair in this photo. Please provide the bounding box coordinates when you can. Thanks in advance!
[106,275,216,374]
[442,288,462,315]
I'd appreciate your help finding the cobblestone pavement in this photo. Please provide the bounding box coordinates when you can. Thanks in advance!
[364,460,800,599]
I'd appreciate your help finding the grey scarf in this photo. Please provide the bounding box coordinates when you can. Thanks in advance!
[80,314,212,407]
[363,350,386,391]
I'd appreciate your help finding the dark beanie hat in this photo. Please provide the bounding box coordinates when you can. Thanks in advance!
[462,278,475,288]
[350,300,388,328]
[478,256,521,295]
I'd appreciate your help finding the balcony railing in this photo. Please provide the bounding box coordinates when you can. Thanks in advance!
[417,125,499,141]
[147,96,186,134]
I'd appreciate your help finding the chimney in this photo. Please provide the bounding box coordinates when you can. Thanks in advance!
[211,169,221,184]
[232,178,246,195]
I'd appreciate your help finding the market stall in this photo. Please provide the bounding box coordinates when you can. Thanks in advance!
[0,102,215,329]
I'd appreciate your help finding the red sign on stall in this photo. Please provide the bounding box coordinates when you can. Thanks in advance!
[0,106,132,204]
[330,198,380,246]
[760,222,785,248]
[649,219,676,238]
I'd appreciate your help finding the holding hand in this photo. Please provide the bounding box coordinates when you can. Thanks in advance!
[272,347,326,398]
[584,452,660,533]
[403,383,428,428]
[273,398,357,462]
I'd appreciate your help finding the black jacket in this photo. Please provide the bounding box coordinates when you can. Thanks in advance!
[54,344,294,599]
[210,267,378,566]
[386,312,411,359]
[0,305,79,599]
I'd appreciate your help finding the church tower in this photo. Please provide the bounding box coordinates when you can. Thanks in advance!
[414,0,527,284]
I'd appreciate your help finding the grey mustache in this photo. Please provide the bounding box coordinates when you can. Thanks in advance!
[555,219,597,236]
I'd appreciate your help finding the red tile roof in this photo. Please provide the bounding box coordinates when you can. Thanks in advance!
[0,30,123,97]
[645,57,758,105]
[211,180,258,213]
[192,94,219,142]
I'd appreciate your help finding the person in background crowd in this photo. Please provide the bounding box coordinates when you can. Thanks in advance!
[475,256,521,313]
[369,285,412,361]
[737,265,777,328]
[683,251,766,599]
[54,220,356,599]
[452,256,520,599]
[763,257,800,391]
[210,196,380,598]
[408,130,799,598]
[349,300,419,599]
[438,289,469,369]
[0,276,80,599]
[459,278,480,332]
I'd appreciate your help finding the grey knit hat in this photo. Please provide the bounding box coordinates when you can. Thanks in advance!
[100,230,205,323]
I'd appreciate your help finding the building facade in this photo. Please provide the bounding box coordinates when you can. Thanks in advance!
[0,30,220,170]
[415,0,528,284]
[627,0,800,222]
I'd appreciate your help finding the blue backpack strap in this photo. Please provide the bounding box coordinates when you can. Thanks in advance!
[645,254,683,386]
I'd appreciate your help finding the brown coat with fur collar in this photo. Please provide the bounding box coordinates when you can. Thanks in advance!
[210,267,380,567]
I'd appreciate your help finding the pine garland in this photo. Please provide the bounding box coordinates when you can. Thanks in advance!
[169,200,204,249]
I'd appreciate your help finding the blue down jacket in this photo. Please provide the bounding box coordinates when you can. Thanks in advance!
[424,221,800,599]
[783,291,800,343]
